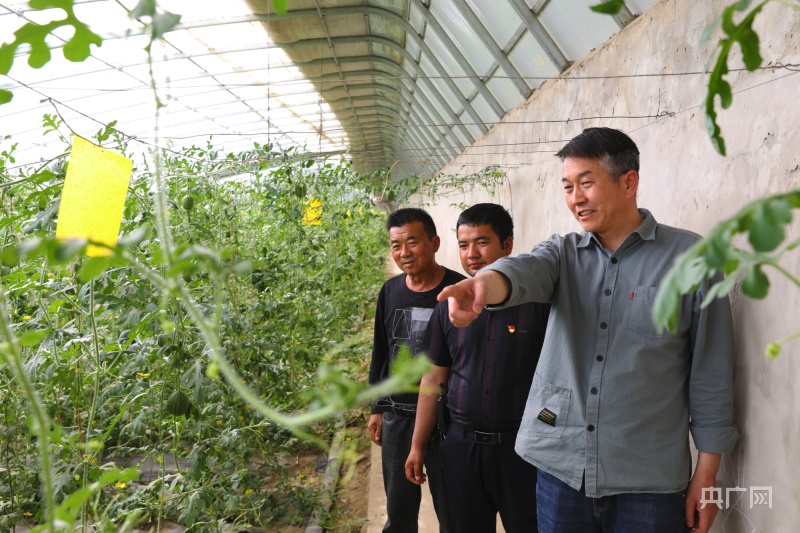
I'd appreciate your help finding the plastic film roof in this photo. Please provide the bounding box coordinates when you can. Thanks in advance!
[0,0,657,177]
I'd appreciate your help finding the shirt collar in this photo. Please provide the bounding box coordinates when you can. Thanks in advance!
[577,208,657,249]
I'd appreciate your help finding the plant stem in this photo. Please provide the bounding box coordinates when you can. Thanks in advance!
[0,290,56,531]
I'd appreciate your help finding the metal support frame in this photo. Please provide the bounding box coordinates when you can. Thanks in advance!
[318,77,463,156]
[611,2,635,28]
[506,0,570,71]
[444,0,531,97]
[128,5,506,123]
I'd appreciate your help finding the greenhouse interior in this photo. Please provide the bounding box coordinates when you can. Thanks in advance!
[0,0,798,531]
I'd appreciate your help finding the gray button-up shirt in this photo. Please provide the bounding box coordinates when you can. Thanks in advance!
[483,209,738,497]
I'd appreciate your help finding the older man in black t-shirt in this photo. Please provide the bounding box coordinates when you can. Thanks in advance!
[406,203,549,532]
[368,207,464,532]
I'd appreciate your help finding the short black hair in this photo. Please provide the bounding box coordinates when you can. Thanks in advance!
[456,203,513,243]
[556,127,640,181]
[386,207,437,239]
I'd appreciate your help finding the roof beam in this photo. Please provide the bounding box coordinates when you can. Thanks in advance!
[439,0,530,97]
[125,5,507,122]
[506,0,570,71]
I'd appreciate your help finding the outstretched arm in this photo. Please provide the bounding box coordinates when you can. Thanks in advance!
[437,271,511,327]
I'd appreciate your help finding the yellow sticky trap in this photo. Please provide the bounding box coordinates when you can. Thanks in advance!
[302,199,323,226]
[56,136,133,257]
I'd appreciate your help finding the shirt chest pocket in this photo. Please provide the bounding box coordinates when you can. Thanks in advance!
[529,374,571,438]
[626,285,673,340]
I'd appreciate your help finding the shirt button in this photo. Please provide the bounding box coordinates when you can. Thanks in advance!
[591,387,598,394]
[611,258,618,264]
[600,322,608,329]
[587,425,595,432]
[604,289,611,296]
[596,355,604,361]
[488,363,492,367]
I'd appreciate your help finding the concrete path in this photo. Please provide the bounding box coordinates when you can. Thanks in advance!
[366,442,505,533]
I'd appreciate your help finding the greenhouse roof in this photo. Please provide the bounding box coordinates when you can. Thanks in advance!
[0,0,656,177]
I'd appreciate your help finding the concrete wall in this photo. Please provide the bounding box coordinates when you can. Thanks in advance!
[417,0,800,530]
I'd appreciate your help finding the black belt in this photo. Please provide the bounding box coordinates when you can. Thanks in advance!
[376,399,417,419]
[453,420,518,445]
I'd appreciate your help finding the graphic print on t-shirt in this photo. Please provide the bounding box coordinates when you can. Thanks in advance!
[392,307,434,358]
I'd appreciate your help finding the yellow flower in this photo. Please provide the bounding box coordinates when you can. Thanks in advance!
[47,273,53,278]
[345,437,351,441]
[114,482,127,489]
[22,315,31,321]
[137,372,150,378]
[23,512,33,517]
[156,455,164,463]
[216,420,223,425]
[245,488,254,494]
[294,341,301,345]
[298,473,305,479]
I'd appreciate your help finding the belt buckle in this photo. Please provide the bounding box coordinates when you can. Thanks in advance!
[473,430,495,445]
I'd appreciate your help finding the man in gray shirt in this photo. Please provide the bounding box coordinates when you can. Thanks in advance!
[438,128,738,533]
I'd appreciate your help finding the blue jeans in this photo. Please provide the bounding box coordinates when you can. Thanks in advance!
[536,470,687,533]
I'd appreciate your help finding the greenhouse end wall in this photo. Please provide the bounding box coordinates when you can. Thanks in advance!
[420,0,800,530]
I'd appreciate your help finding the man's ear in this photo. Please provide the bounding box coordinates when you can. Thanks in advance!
[432,235,441,253]
[622,170,639,199]
[503,236,513,256]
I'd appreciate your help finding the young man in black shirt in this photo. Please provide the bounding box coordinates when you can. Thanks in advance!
[368,207,464,532]
[405,203,549,532]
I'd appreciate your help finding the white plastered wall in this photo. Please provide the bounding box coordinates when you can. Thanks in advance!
[416,0,800,530]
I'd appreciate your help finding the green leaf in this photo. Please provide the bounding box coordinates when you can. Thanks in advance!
[748,200,789,252]
[19,330,49,346]
[118,224,151,248]
[717,79,733,109]
[17,23,53,68]
[590,0,625,14]
[702,274,738,308]
[272,0,289,14]
[62,23,103,62]
[741,264,769,299]
[50,238,87,263]
[130,0,156,18]
[738,27,763,70]
[152,12,181,39]
[56,468,139,521]
[653,253,707,333]
[78,256,111,282]
[0,43,14,75]
[704,0,768,154]
[705,229,730,268]
[0,89,12,105]
[28,0,73,9]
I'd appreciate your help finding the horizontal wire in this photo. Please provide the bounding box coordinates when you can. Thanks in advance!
[9,63,800,93]
[3,65,798,175]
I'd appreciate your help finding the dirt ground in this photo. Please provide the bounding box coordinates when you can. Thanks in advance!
[268,416,371,533]
[325,423,372,532]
